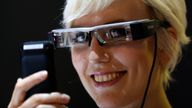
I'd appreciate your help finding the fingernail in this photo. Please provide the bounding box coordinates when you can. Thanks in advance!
[35,70,48,80]
[61,94,70,100]
[17,78,22,82]
[38,70,48,76]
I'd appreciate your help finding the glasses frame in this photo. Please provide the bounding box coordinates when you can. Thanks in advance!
[49,19,169,48]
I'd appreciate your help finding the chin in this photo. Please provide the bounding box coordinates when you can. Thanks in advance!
[96,102,138,108]
[94,98,126,108]
[96,102,119,108]
[93,96,139,108]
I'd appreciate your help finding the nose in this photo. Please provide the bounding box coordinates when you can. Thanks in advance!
[88,36,111,64]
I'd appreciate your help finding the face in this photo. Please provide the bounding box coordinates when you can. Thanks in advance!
[71,0,158,108]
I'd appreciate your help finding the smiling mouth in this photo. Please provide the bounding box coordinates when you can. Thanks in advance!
[91,71,127,86]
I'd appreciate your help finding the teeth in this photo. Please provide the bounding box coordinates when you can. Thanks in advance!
[94,73,122,83]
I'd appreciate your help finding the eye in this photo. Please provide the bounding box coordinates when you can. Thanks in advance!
[73,32,89,43]
[109,28,127,38]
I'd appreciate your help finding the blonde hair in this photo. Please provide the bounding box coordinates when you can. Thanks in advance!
[144,0,190,88]
[63,0,114,27]
[62,0,190,88]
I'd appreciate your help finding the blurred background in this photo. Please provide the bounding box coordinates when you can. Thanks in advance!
[1,0,192,107]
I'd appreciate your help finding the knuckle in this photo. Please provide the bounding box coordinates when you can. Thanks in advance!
[50,92,61,96]
[8,103,18,108]
[15,81,24,90]
[36,105,52,108]
[31,94,47,104]
[7,103,12,108]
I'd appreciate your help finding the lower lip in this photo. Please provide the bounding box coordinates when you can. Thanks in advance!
[93,72,126,87]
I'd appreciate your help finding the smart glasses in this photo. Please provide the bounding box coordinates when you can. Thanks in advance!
[49,19,169,48]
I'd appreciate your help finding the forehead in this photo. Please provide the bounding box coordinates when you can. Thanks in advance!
[73,0,152,27]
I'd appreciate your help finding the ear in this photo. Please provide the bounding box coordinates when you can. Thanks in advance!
[158,27,177,69]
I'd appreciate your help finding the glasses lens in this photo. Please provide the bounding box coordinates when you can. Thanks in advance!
[110,28,128,39]
[69,32,89,44]
[96,27,131,44]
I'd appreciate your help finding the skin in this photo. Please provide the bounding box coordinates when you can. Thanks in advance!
[8,0,172,108]
[8,71,70,108]
[71,0,171,108]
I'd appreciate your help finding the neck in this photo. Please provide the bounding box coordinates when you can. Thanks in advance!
[143,85,171,108]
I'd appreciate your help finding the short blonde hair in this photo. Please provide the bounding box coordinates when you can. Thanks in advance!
[62,0,190,88]
[144,0,190,88]
[63,0,114,27]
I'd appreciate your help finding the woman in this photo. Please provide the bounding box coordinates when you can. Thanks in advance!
[8,0,190,108]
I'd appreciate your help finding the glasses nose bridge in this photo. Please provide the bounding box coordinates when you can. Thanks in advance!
[88,31,108,61]
[88,30,105,46]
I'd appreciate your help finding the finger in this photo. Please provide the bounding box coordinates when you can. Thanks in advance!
[8,70,48,108]
[20,70,48,92]
[8,78,23,108]
[36,104,68,108]
[20,92,70,108]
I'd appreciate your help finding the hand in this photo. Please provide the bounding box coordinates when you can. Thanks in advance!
[8,70,70,108]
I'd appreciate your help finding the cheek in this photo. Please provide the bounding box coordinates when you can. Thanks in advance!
[112,45,152,69]
[112,45,153,95]
[71,49,88,76]
[111,42,153,89]
[114,47,152,86]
